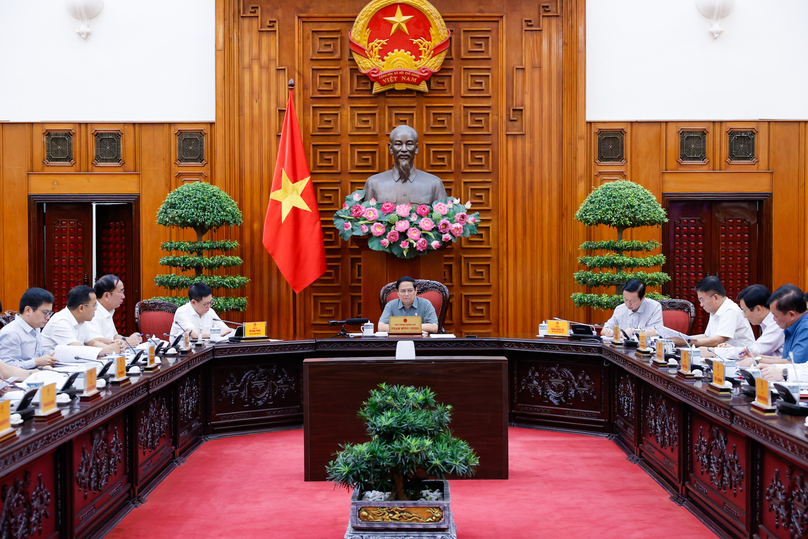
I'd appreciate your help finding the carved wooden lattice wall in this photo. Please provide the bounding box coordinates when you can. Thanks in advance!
[298,18,500,338]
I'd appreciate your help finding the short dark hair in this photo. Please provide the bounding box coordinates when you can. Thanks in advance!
[67,285,95,310]
[737,284,771,310]
[19,287,54,313]
[396,276,416,291]
[695,276,726,297]
[768,284,807,314]
[94,274,120,299]
[623,279,646,299]
[188,283,213,302]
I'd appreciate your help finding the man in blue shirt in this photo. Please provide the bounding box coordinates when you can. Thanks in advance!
[759,285,808,381]
[0,287,57,370]
[378,276,439,335]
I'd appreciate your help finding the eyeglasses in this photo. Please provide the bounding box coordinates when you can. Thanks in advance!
[37,309,53,318]
[398,289,416,295]
[201,301,213,308]
[113,288,125,295]
[81,302,97,309]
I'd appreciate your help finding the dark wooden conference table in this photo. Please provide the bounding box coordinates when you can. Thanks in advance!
[1,334,806,539]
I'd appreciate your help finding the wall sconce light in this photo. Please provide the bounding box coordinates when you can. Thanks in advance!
[696,0,735,39]
[65,0,105,40]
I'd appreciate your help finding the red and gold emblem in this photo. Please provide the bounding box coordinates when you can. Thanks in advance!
[350,0,450,93]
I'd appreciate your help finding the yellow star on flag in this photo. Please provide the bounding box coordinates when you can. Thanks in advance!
[270,169,312,222]
[384,5,414,36]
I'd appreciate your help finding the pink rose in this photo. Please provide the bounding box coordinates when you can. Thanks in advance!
[387,230,399,242]
[416,205,430,217]
[416,238,428,251]
[380,238,389,247]
[370,223,386,237]
[454,213,468,225]
[342,203,349,210]
[442,233,452,242]
[419,218,435,231]
[350,204,364,218]
[407,228,421,241]
[469,216,477,224]
[360,224,369,233]
[438,219,451,233]
[363,207,379,221]
[352,192,362,201]
[396,204,412,217]
[395,220,410,233]
[433,202,448,216]
[450,223,463,237]
[430,240,441,249]
[400,240,409,249]
[343,222,352,231]
[381,202,396,214]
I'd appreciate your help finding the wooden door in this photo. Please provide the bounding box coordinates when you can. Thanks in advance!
[665,199,767,334]
[44,203,94,312]
[96,204,137,335]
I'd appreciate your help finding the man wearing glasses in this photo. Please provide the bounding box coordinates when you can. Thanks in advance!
[377,276,439,336]
[679,276,754,348]
[88,274,141,347]
[0,287,58,369]
[41,285,122,355]
[170,283,232,340]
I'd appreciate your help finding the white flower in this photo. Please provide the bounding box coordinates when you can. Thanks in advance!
[465,200,472,209]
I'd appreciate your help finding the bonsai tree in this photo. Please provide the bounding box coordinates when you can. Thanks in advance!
[572,180,670,310]
[326,383,479,501]
[152,181,249,312]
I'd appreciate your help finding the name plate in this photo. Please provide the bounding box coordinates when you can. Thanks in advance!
[245,322,266,338]
[115,355,126,380]
[680,349,691,374]
[0,400,10,432]
[147,345,157,368]
[755,376,772,408]
[39,383,57,415]
[638,331,647,350]
[713,360,725,387]
[84,367,97,395]
[612,324,621,343]
[547,320,569,337]
[388,316,422,335]
[656,341,665,363]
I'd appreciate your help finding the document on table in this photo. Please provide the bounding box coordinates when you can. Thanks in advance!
[53,345,102,364]
[654,326,694,342]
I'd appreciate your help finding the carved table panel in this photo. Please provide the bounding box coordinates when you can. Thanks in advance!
[176,371,203,455]
[641,383,684,488]
[614,370,639,454]
[0,449,58,539]
[134,388,174,490]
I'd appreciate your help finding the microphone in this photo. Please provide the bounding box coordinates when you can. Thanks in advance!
[76,356,105,364]
[328,318,369,326]
[164,332,184,350]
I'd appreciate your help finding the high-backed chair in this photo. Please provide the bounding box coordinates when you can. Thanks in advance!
[379,280,450,333]
[0,310,17,329]
[135,300,178,339]
[659,298,695,334]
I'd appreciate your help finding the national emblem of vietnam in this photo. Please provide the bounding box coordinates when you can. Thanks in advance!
[350,0,451,93]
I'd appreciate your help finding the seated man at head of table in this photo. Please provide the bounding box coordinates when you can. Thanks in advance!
[88,274,141,347]
[600,279,663,338]
[41,285,122,356]
[377,276,439,336]
[753,285,808,381]
[0,287,57,369]
[734,284,785,366]
[170,283,232,340]
[677,276,754,348]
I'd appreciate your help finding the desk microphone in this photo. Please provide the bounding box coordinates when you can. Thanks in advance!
[328,318,369,326]
[164,333,184,351]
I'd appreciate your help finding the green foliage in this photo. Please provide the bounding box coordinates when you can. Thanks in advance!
[573,271,671,288]
[575,180,668,229]
[156,182,243,235]
[577,254,666,269]
[326,384,479,500]
[150,295,248,313]
[572,292,669,310]
[161,240,240,254]
[579,240,661,253]
[154,274,249,290]
[158,255,244,270]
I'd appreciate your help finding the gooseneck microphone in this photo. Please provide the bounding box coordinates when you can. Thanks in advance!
[328,319,370,338]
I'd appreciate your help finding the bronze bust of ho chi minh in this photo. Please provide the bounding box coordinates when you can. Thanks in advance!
[362,125,447,205]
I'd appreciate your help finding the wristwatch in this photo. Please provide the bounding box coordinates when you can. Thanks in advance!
[782,368,789,381]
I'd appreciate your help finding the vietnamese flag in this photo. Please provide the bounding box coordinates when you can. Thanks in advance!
[262,85,326,293]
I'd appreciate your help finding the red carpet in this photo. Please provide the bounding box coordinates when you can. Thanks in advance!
[108,428,715,538]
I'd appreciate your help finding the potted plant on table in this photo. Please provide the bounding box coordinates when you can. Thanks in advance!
[327,383,479,538]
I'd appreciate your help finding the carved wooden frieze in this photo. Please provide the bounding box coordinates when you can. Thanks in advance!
[765,466,808,537]
[138,397,170,455]
[617,374,635,421]
[693,425,744,496]
[75,425,123,499]
[518,364,596,406]
[646,394,678,450]
[219,365,296,407]
[179,376,200,423]
[0,471,51,538]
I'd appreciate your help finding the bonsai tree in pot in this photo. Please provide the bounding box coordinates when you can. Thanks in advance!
[152,181,249,313]
[572,180,670,311]
[326,383,479,501]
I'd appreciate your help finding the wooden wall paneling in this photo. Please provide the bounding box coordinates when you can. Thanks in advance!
[665,122,715,172]
[33,123,82,173]
[719,121,769,171]
[2,124,31,305]
[87,123,136,173]
[770,122,805,289]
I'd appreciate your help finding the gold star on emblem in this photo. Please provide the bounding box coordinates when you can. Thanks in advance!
[270,170,312,222]
[383,5,414,36]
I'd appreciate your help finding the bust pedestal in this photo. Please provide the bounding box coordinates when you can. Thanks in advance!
[352,237,445,326]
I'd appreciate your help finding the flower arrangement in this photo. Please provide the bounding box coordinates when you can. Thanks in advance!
[333,190,480,259]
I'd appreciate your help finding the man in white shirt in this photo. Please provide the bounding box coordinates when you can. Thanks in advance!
[601,280,663,337]
[88,275,141,346]
[170,283,232,340]
[0,287,57,369]
[41,285,122,355]
[734,284,784,365]
[685,276,754,348]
